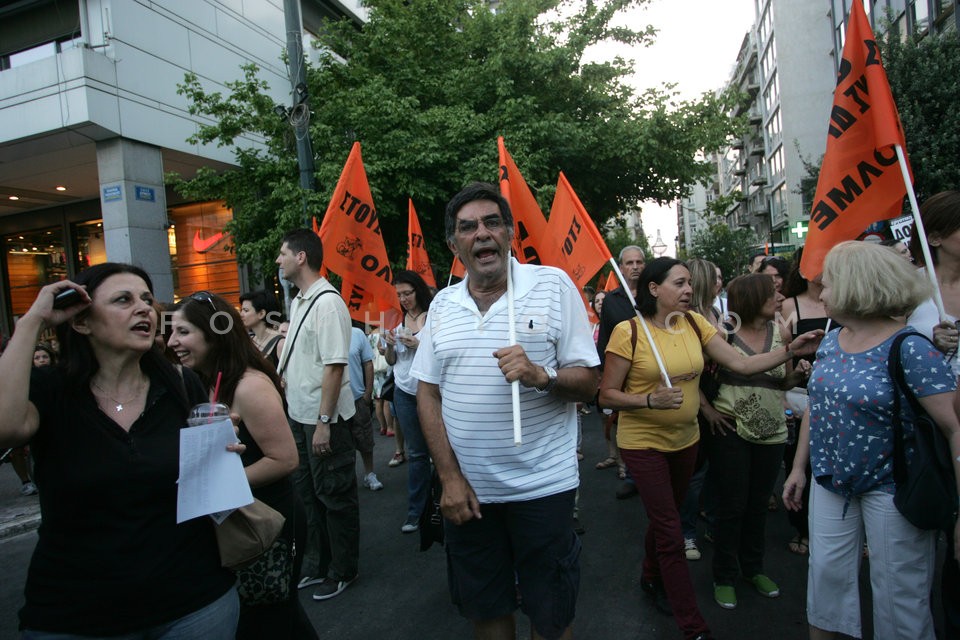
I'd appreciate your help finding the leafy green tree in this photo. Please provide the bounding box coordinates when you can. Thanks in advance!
[171,0,740,280]
[686,219,757,280]
[879,27,960,202]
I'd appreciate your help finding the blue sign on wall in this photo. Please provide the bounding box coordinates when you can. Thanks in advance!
[135,186,155,202]
[102,185,122,202]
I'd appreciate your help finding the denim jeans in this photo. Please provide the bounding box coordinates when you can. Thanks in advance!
[22,587,239,640]
[393,388,431,522]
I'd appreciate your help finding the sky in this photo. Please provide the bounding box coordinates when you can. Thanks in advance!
[586,0,757,256]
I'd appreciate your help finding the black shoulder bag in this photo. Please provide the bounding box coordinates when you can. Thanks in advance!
[888,331,958,532]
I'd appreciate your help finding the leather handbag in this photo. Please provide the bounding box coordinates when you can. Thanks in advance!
[888,332,958,532]
[214,499,286,569]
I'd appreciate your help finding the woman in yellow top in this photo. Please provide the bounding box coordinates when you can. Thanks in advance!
[706,274,809,611]
[599,258,822,640]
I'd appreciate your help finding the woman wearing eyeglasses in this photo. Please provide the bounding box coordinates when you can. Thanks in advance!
[0,263,239,638]
[168,291,314,640]
[384,270,434,534]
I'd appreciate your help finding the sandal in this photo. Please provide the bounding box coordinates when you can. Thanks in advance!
[617,464,627,480]
[787,535,809,556]
[595,456,617,470]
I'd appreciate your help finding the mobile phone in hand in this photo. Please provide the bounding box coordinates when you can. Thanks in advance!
[52,289,83,310]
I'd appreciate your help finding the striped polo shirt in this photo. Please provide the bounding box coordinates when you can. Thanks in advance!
[411,259,599,503]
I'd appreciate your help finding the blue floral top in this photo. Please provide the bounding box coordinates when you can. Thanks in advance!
[808,327,955,498]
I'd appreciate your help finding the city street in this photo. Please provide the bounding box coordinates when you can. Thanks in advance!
[0,410,900,639]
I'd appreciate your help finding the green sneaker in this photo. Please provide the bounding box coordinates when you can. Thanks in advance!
[713,584,737,609]
[748,574,780,598]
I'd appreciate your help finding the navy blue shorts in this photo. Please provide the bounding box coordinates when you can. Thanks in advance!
[443,489,580,639]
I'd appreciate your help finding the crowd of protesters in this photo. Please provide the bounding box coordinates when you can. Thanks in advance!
[3,189,960,640]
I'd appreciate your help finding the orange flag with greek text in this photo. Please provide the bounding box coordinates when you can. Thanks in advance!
[317,142,400,324]
[498,137,548,265]
[799,0,910,279]
[406,200,436,288]
[544,172,612,289]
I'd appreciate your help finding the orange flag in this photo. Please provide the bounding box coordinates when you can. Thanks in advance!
[544,172,612,289]
[498,137,548,265]
[449,255,465,280]
[603,271,618,292]
[317,142,400,324]
[799,0,910,279]
[406,200,437,288]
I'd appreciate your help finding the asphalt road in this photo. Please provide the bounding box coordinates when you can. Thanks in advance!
[0,410,918,639]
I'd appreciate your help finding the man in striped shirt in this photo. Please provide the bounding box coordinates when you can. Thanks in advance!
[411,182,599,640]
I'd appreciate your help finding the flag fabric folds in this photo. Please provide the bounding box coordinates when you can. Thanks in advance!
[498,137,549,265]
[449,255,465,280]
[603,271,618,292]
[799,0,911,279]
[406,200,436,288]
[544,172,612,290]
[317,142,400,324]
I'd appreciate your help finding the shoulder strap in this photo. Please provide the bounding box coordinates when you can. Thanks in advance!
[887,331,931,484]
[263,334,283,355]
[792,297,802,321]
[684,311,703,343]
[277,289,338,377]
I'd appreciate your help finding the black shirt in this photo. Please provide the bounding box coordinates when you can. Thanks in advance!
[596,287,638,365]
[20,359,235,635]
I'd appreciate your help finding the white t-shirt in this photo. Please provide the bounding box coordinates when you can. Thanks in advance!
[411,260,600,503]
[907,294,960,376]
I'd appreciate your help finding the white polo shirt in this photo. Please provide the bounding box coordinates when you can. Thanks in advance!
[279,278,356,425]
[411,259,599,503]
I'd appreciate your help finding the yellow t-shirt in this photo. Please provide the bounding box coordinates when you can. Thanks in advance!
[606,312,717,452]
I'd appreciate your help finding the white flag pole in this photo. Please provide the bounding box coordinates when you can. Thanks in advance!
[507,254,522,446]
[607,257,672,388]
[895,144,947,320]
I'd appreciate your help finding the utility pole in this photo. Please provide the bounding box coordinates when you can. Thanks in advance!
[281,0,316,227]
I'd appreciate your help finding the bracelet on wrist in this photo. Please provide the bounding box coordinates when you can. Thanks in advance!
[646,393,652,409]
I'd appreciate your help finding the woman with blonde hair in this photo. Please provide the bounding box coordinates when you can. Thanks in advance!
[784,241,960,640]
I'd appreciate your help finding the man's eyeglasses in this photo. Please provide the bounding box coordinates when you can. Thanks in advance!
[456,214,505,235]
[189,291,218,311]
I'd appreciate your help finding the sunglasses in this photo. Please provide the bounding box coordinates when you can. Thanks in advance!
[189,291,218,312]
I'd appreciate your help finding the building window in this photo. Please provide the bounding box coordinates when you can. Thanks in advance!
[4,227,67,317]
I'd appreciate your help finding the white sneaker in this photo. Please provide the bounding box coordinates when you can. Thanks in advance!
[684,537,701,561]
[20,482,37,496]
[363,472,383,491]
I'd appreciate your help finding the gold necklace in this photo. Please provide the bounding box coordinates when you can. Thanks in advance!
[91,377,145,413]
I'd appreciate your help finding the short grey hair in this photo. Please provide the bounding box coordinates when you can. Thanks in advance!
[618,245,646,262]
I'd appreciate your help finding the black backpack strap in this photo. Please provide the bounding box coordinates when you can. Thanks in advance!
[277,289,338,377]
[887,331,931,485]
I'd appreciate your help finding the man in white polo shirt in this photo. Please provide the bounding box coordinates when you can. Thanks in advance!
[411,182,599,640]
[275,228,359,602]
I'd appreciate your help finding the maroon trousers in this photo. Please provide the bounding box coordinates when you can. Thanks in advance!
[620,444,710,640]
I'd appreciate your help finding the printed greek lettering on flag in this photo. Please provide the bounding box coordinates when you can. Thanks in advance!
[317,141,401,323]
[544,172,612,289]
[406,200,436,288]
[498,137,548,265]
[800,0,911,279]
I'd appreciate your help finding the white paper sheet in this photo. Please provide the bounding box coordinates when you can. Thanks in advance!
[176,417,253,523]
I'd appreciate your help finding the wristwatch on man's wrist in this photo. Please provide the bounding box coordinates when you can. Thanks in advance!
[319,414,331,424]
[535,365,558,394]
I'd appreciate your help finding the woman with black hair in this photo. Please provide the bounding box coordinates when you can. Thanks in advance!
[384,269,434,533]
[599,257,821,640]
[239,289,286,369]
[0,263,239,638]
[759,256,789,293]
[169,291,314,640]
